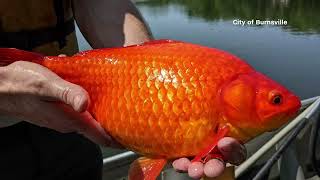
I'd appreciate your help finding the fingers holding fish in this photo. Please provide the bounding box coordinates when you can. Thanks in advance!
[58,54,67,57]
[0,61,90,115]
[173,157,225,179]
[217,137,247,165]
[173,158,224,179]
[203,159,226,178]
[76,111,124,148]
[0,61,88,109]
[4,61,89,112]
[0,94,101,145]
[172,157,190,172]
[188,161,204,179]
[172,137,246,179]
[48,79,90,112]
[0,61,119,147]
[26,101,119,147]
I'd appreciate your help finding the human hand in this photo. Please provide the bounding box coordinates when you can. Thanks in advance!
[0,61,119,147]
[172,137,246,179]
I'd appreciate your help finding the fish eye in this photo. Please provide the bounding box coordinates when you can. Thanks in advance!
[272,95,282,105]
[269,90,283,105]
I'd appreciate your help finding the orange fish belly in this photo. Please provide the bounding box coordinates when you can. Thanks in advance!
[43,40,253,158]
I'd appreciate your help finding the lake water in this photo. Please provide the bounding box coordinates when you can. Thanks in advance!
[136,0,320,100]
[78,0,320,99]
[76,0,320,157]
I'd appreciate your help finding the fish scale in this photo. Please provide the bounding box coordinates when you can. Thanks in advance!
[38,41,254,158]
[0,41,302,179]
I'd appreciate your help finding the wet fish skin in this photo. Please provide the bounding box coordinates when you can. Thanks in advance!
[0,40,301,160]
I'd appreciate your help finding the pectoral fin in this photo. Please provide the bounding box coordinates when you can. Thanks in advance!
[192,126,230,163]
[128,157,167,180]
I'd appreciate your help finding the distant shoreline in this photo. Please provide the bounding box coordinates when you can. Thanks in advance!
[131,0,149,3]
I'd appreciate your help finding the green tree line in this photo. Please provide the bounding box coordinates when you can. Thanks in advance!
[137,0,320,34]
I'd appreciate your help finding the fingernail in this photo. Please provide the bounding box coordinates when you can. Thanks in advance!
[204,159,225,178]
[188,162,204,179]
[173,158,190,172]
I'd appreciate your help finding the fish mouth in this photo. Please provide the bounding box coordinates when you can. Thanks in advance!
[262,95,301,130]
[287,95,302,116]
[282,94,301,122]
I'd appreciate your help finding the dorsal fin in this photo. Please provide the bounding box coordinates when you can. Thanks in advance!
[75,39,183,57]
[141,39,182,45]
[124,39,182,48]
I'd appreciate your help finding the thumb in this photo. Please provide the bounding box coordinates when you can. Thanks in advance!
[77,111,123,148]
[217,137,247,165]
[46,78,90,112]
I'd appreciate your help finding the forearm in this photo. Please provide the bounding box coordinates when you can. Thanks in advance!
[72,0,153,48]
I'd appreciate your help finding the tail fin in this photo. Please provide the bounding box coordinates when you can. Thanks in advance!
[0,48,44,66]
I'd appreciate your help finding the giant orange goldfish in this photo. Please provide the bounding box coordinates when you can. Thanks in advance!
[0,40,301,180]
